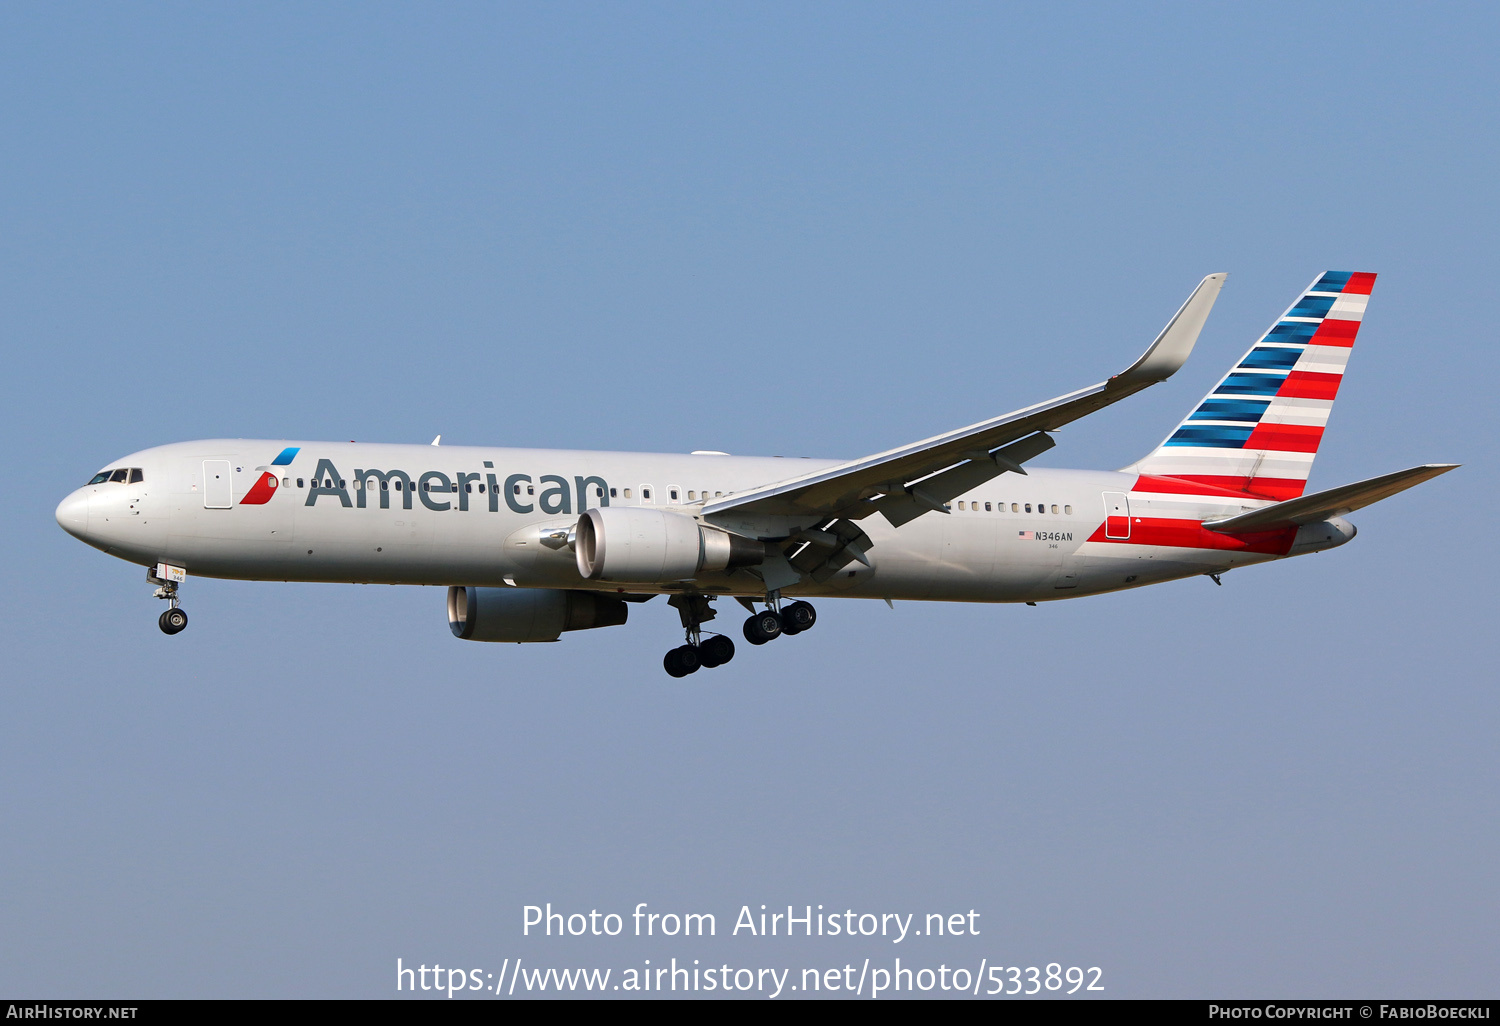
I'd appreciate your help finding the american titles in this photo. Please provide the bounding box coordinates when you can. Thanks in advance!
[300,458,609,516]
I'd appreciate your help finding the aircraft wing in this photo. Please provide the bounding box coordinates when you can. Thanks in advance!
[1202,464,1459,534]
[702,273,1227,528]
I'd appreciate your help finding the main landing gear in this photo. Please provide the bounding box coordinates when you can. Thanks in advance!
[149,566,189,635]
[663,594,737,678]
[742,598,817,646]
[661,593,820,677]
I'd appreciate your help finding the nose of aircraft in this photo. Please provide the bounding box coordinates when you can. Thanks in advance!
[55,490,90,540]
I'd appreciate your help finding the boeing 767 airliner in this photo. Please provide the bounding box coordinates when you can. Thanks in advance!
[56,272,1455,675]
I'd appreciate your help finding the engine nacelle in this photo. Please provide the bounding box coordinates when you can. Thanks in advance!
[447,587,628,643]
[574,506,766,583]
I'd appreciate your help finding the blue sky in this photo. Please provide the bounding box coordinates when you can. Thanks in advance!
[2,2,1496,997]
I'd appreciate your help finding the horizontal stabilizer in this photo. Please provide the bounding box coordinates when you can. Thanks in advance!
[1202,464,1458,533]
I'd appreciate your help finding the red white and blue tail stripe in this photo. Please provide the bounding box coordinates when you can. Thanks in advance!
[1125,271,1374,500]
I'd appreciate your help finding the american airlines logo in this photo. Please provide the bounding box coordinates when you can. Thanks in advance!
[245,450,611,516]
[238,446,300,506]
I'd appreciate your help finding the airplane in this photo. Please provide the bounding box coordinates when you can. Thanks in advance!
[55,271,1456,676]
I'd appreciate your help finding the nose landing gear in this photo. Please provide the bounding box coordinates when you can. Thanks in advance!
[149,564,189,635]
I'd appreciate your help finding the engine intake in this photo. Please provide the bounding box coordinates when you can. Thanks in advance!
[574,506,766,583]
[447,587,628,643]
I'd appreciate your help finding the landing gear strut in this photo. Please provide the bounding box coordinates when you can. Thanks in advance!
[149,565,188,635]
[664,594,736,678]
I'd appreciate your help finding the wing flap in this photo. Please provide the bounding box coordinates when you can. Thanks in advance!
[1202,464,1459,533]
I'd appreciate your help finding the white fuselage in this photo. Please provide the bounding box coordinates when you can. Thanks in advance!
[55,439,1339,604]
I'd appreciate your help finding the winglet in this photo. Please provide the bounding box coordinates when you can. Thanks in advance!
[1111,273,1227,389]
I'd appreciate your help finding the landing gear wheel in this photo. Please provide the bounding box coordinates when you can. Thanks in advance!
[158,608,188,635]
[743,611,783,646]
[698,635,735,668]
[663,645,702,678]
[781,601,816,635]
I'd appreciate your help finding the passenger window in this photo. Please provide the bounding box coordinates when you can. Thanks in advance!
[688,490,695,500]
[527,485,534,495]
[465,484,472,493]
[479,484,485,493]
[670,489,679,501]
[1025,504,1032,513]
[394,480,402,490]
[1064,504,1072,514]
[610,487,618,498]
[596,487,604,498]
[283,477,290,487]
[715,491,723,497]
[382,481,389,491]
[958,501,966,511]
[88,472,110,485]
[513,484,521,495]
[642,487,652,501]
[354,479,363,490]
[109,469,128,483]
[297,478,305,488]
[985,502,992,511]
[623,488,633,499]
[1051,504,1058,514]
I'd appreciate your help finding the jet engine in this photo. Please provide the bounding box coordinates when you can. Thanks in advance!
[574,506,766,583]
[447,586,629,643]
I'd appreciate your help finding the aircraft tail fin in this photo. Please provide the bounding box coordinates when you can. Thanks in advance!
[1125,271,1376,500]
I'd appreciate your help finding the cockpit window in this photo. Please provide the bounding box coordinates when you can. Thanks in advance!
[88,467,144,484]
